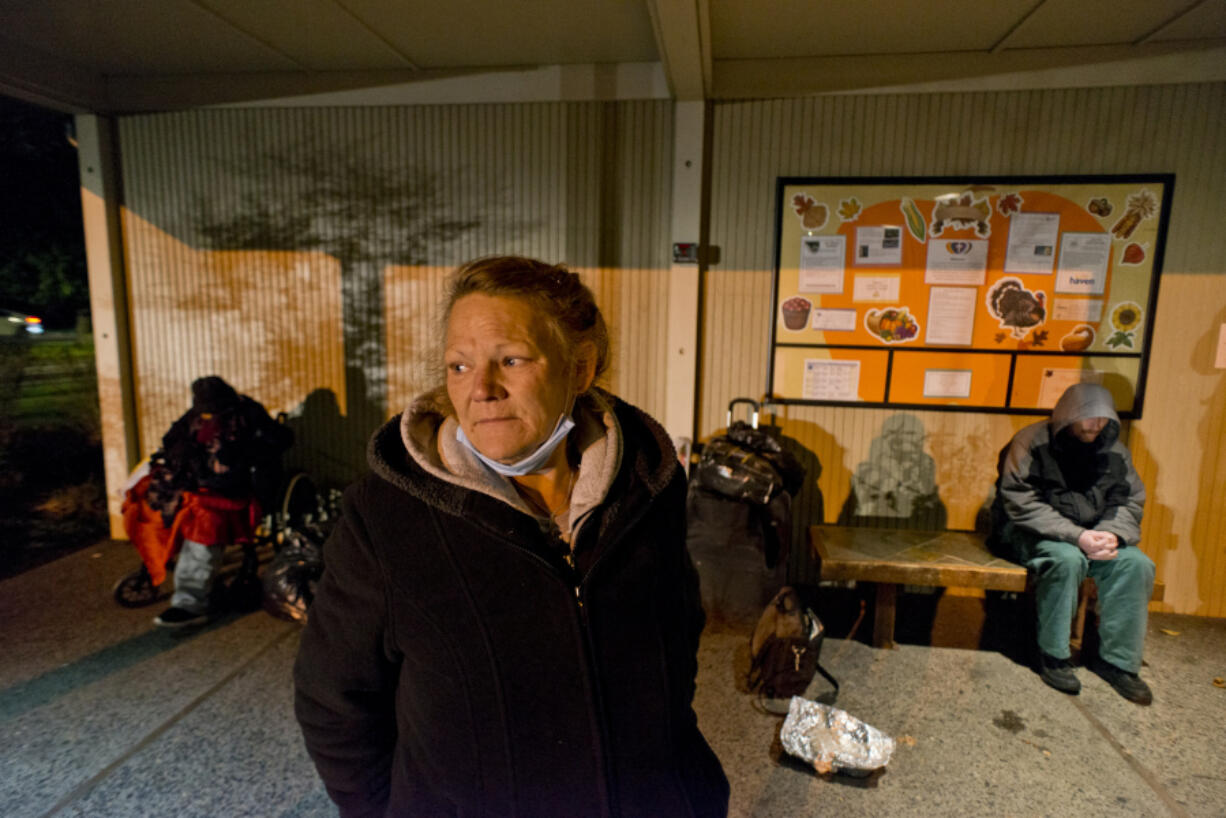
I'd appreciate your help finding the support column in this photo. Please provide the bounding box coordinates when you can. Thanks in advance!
[662,100,710,450]
[76,114,139,537]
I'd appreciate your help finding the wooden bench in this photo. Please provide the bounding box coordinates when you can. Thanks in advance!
[809,524,1164,649]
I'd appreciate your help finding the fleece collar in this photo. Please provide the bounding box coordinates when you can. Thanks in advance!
[376,387,649,541]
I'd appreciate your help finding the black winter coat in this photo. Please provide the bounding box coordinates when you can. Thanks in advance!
[293,396,729,818]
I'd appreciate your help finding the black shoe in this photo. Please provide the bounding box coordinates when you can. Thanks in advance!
[154,606,209,629]
[1038,652,1081,694]
[1090,658,1153,705]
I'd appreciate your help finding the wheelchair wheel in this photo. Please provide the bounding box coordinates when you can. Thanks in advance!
[112,566,168,608]
[279,471,319,525]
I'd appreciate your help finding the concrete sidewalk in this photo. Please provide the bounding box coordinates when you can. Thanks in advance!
[2,538,1223,817]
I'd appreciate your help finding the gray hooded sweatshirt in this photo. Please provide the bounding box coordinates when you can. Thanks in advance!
[991,383,1145,553]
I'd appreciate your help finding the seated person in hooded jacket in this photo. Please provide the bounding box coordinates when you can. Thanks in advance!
[991,382,1154,704]
[293,256,729,817]
[151,376,292,628]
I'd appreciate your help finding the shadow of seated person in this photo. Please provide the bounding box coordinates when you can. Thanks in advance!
[836,414,947,531]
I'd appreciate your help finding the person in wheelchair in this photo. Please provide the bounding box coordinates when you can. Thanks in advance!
[151,376,293,628]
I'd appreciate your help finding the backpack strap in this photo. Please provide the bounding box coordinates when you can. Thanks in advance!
[815,659,839,693]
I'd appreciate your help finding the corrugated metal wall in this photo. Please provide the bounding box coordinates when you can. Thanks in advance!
[113,86,1225,614]
[703,84,1226,614]
[118,101,673,488]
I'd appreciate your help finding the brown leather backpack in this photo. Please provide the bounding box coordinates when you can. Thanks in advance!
[748,586,838,701]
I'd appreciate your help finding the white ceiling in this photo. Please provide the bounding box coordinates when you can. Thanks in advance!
[0,0,1223,112]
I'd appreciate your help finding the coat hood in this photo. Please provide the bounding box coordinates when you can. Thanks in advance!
[1050,382,1120,444]
[367,386,678,535]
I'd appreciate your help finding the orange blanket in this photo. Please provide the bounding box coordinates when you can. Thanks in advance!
[122,477,260,587]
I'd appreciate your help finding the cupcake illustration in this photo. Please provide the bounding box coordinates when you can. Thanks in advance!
[781,296,812,330]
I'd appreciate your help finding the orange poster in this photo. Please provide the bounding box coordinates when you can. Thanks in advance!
[770,175,1171,417]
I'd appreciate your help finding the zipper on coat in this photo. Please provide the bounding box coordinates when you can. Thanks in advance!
[482,526,613,815]
[479,482,670,818]
[562,552,586,608]
[565,494,662,818]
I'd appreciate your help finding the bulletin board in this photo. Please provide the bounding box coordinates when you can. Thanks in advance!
[767,175,1173,417]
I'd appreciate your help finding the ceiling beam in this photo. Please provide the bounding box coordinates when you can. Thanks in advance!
[0,34,108,113]
[645,0,710,100]
[102,68,493,113]
[713,40,1226,99]
[990,0,1049,55]
[330,0,422,69]
[1134,0,1211,45]
[187,0,314,71]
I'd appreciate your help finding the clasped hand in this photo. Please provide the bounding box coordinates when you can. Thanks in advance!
[1077,529,1118,560]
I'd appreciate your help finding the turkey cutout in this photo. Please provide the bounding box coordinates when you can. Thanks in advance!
[987,277,1046,339]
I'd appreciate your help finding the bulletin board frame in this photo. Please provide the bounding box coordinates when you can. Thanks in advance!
[766,174,1174,418]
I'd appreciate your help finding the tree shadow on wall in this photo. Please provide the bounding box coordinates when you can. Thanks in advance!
[191,144,496,479]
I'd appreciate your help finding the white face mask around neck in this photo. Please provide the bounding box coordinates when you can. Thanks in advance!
[455,413,576,476]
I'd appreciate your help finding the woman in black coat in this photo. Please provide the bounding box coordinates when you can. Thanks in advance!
[293,256,729,817]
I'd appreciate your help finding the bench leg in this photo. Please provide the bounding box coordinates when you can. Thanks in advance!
[873,583,898,649]
[1070,578,1095,661]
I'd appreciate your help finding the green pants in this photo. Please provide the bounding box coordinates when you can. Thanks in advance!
[1008,530,1154,672]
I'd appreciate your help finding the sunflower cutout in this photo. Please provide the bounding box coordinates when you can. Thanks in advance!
[1106,301,1143,348]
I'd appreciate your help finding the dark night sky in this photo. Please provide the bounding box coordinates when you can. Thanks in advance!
[0,95,88,327]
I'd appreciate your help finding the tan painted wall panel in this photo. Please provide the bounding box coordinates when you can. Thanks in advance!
[116,102,673,490]
[706,85,1226,612]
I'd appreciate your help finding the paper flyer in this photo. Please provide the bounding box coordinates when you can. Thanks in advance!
[799,235,846,293]
[1052,298,1104,323]
[924,287,976,346]
[803,359,860,401]
[923,369,972,399]
[1036,368,1103,409]
[1055,232,1111,294]
[852,275,900,303]
[855,226,903,265]
[1004,212,1059,275]
[925,239,988,285]
[811,309,857,332]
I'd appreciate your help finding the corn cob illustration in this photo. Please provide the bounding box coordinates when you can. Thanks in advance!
[900,198,925,242]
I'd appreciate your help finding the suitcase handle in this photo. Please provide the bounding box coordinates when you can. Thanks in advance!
[727,398,759,429]
[760,399,784,428]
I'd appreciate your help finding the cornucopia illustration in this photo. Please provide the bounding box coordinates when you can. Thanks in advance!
[865,307,919,343]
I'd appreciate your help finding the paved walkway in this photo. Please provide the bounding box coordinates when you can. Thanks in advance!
[2,538,1223,817]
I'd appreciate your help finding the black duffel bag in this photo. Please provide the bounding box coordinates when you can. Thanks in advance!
[692,399,804,505]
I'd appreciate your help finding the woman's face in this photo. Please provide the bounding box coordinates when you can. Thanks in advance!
[445,293,582,463]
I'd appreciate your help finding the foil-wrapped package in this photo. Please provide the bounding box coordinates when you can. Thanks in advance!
[780,696,896,776]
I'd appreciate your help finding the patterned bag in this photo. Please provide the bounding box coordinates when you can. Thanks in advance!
[748,587,838,701]
[693,435,781,505]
